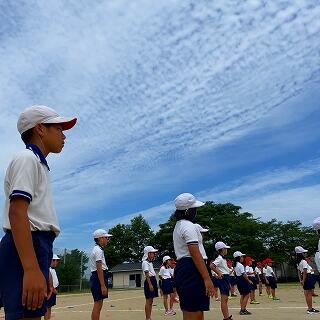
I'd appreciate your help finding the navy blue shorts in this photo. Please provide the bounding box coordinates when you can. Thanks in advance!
[211,276,219,287]
[236,276,251,296]
[230,276,237,286]
[144,276,159,299]
[216,275,230,296]
[90,270,109,302]
[249,276,257,290]
[175,257,210,312]
[259,274,266,284]
[47,292,57,307]
[303,274,316,291]
[0,231,55,320]
[162,278,174,295]
[171,278,176,288]
[266,276,277,289]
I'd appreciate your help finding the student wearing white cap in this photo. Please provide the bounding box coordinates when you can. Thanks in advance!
[90,229,112,320]
[142,246,159,320]
[295,246,319,314]
[233,251,253,315]
[0,105,76,319]
[159,255,176,316]
[173,193,214,320]
[210,242,232,320]
[44,254,61,319]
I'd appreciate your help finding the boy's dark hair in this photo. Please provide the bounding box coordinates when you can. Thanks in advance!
[174,207,197,222]
[296,253,304,265]
[21,128,34,144]
[218,249,225,255]
[21,123,54,145]
[233,256,241,268]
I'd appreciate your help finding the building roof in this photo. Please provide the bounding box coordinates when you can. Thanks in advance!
[110,260,162,273]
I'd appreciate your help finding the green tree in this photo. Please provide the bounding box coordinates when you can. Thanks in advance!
[104,215,155,266]
[56,249,88,287]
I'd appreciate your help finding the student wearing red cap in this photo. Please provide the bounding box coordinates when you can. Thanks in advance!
[262,259,271,298]
[264,258,280,300]
[255,262,264,296]
[244,257,259,305]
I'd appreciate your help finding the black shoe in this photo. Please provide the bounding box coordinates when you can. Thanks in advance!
[307,308,320,314]
[240,310,251,315]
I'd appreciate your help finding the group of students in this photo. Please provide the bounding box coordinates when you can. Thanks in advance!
[140,193,320,320]
[0,105,319,320]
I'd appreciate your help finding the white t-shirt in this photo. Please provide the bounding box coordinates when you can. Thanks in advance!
[262,267,267,275]
[234,262,246,276]
[173,220,203,260]
[50,267,59,288]
[142,260,156,277]
[315,252,320,272]
[245,266,254,275]
[255,267,261,275]
[3,146,60,235]
[213,255,230,275]
[159,266,172,279]
[265,266,274,277]
[298,259,311,273]
[90,245,108,272]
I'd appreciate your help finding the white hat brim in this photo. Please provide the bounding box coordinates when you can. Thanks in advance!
[43,116,77,130]
[190,200,205,208]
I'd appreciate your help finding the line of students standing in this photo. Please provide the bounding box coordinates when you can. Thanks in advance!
[141,193,282,320]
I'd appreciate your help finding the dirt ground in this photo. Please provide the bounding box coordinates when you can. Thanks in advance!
[1,283,320,319]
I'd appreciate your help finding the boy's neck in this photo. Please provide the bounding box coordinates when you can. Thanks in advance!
[29,138,48,157]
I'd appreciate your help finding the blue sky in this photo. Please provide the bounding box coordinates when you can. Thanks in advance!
[0,0,319,252]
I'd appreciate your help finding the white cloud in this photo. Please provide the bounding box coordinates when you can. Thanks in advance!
[0,1,319,245]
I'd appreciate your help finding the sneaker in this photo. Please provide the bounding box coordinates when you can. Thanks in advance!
[268,294,273,299]
[312,293,319,297]
[259,293,263,296]
[307,308,320,314]
[164,311,174,316]
[250,300,260,304]
[239,309,252,315]
[215,297,220,301]
[272,296,280,301]
[231,293,238,297]
[169,310,176,315]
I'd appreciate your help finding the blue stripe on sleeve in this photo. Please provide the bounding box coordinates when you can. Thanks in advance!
[9,190,32,202]
[187,241,199,245]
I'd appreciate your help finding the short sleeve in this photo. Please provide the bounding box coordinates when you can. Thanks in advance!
[93,247,104,262]
[301,260,309,270]
[159,266,164,277]
[142,261,149,273]
[239,264,245,274]
[8,153,38,203]
[213,256,222,267]
[181,222,199,245]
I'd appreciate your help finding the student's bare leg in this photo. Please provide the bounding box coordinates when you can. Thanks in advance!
[220,294,230,319]
[241,294,249,310]
[44,306,52,320]
[304,290,312,309]
[230,285,236,295]
[145,298,153,320]
[271,288,276,297]
[169,293,174,310]
[259,282,262,294]
[182,310,204,320]
[163,294,169,312]
[91,300,103,320]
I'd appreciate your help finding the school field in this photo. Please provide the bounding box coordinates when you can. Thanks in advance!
[1,283,320,320]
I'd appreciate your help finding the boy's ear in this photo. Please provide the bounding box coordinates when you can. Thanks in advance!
[34,123,47,138]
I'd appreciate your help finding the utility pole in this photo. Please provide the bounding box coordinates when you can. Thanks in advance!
[80,251,83,291]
